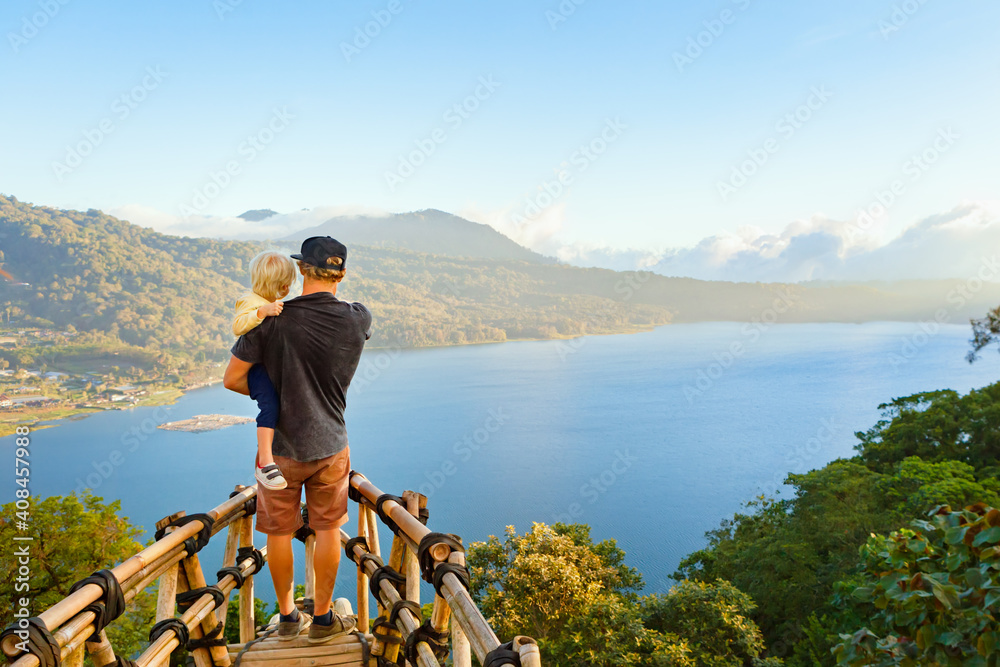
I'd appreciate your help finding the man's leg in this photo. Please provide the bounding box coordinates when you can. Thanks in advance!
[268,533,296,615]
[303,447,352,621]
[312,528,341,617]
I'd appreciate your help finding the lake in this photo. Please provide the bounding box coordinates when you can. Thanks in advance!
[3,322,999,602]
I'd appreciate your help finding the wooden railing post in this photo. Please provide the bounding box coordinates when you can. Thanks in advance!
[515,636,542,667]
[402,491,423,606]
[181,552,233,666]
[356,507,370,633]
[83,630,116,667]
[63,644,84,667]
[175,563,213,667]
[449,551,472,667]
[217,486,245,626]
[238,515,255,644]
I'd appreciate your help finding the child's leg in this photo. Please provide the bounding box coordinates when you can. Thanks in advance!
[247,365,280,468]
[257,427,275,466]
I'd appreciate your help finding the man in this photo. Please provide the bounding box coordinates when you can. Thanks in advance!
[223,236,371,644]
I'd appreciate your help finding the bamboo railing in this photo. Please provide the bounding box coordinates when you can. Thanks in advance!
[1,474,542,667]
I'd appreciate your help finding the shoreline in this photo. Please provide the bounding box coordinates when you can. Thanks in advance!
[0,325,666,437]
[0,380,221,438]
[3,318,969,438]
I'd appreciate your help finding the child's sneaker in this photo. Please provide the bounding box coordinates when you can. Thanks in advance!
[256,463,287,490]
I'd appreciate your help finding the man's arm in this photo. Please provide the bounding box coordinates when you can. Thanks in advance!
[223,355,253,395]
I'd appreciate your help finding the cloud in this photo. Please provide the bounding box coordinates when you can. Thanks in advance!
[457,201,569,255]
[109,199,1000,284]
[551,202,1000,282]
[108,204,389,241]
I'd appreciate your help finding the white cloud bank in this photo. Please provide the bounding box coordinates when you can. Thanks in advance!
[468,201,1000,283]
[108,204,388,242]
[113,199,1000,283]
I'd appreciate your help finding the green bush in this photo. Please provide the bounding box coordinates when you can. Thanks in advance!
[833,503,1000,666]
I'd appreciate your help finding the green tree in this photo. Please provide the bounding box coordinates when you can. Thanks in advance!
[832,503,1000,666]
[469,523,778,667]
[967,305,1000,363]
[643,580,782,667]
[0,492,155,658]
[468,522,639,641]
[677,385,1000,666]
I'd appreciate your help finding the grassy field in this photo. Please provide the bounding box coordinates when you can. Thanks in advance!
[0,381,215,438]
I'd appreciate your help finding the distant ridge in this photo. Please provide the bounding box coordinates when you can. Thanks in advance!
[281,209,555,264]
[238,208,277,222]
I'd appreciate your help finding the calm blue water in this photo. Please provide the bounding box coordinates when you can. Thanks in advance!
[3,322,999,602]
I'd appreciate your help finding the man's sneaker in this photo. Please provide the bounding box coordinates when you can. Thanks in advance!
[307,614,357,644]
[276,611,311,641]
[256,463,287,490]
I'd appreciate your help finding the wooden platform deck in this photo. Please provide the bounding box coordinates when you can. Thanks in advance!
[226,631,373,667]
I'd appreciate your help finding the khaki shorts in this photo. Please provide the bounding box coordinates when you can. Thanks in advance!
[255,447,351,535]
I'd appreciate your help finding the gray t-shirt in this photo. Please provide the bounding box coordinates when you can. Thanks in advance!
[231,292,371,462]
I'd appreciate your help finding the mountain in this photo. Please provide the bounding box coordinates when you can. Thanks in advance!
[2,194,999,375]
[281,209,554,264]
[238,209,278,222]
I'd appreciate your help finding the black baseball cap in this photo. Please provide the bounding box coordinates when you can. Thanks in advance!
[291,236,348,269]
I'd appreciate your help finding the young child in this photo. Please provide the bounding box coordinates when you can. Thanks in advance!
[233,251,296,490]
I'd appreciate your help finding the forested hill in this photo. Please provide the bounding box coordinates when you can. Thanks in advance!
[281,208,553,264]
[1,194,999,370]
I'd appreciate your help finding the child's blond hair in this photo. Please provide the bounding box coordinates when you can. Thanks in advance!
[250,251,296,301]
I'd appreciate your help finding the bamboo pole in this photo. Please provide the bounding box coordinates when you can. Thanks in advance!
[218,493,243,625]
[349,475,506,664]
[238,515,255,644]
[402,491,421,605]
[154,562,179,622]
[2,485,258,659]
[181,552,233,666]
[134,545,266,667]
[515,636,542,667]
[448,552,472,667]
[63,644,84,667]
[342,531,438,667]
[382,533,406,663]
[365,504,381,559]
[175,565,214,667]
[84,630,116,667]
[356,508,370,632]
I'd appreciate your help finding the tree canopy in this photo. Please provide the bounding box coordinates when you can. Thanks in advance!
[0,492,155,658]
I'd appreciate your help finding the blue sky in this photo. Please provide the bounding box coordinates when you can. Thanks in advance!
[1,0,998,277]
